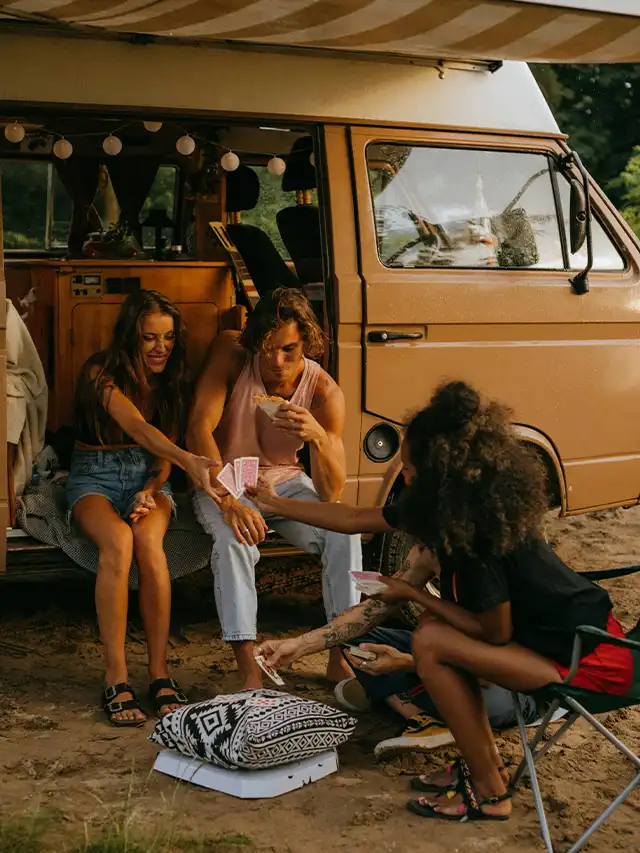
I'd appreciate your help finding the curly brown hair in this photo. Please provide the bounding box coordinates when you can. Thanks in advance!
[239,287,324,358]
[399,381,548,558]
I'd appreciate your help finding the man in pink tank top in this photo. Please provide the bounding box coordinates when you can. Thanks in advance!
[187,288,361,688]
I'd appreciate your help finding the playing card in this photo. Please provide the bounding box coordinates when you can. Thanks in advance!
[350,570,388,595]
[354,580,389,595]
[217,462,241,498]
[234,458,243,492]
[239,456,259,490]
[254,654,285,686]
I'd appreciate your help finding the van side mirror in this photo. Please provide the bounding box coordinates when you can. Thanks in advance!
[569,178,587,254]
[559,150,592,296]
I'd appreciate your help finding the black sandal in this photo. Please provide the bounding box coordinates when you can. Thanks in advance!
[148,677,189,717]
[410,757,510,794]
[407,762,511,822]
[102,682,147,728]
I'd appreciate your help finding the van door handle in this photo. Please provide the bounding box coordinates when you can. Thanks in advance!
[367,330,424,343]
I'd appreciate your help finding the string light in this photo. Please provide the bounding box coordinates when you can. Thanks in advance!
[176,134,196,156]
[103,134,123,156]
[4,121,25,144]
[267,156,286,176]
[143,121,163,133]
[221,151,240,172]
[53,138,73,160]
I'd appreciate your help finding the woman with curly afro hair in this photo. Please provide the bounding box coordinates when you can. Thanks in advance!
[247,381,633,824]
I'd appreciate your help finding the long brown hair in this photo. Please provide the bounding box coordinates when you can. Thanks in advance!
[239,287,324,358]
[399,381,548,557]
[74,290,187,444]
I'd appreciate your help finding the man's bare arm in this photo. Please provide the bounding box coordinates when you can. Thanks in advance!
[186,331,241,491]
[308,380,347,502]
[281,546,438,658]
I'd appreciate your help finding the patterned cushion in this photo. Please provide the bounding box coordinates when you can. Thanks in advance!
[148,689,357,770]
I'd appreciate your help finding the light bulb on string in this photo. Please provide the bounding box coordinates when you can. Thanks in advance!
[221,151,240,172]
[103,134,123,156]
[4,121,25,144]
[53,137,73,160]
[267,156,286,177]
[176,134,196,156]
[143,121,163,133]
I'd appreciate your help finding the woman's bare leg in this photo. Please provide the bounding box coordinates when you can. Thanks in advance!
[131,495,180,715]
[73,496,143,723]
[411,620,560,816]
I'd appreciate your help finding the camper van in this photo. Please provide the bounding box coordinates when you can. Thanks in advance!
[2,1,640,579]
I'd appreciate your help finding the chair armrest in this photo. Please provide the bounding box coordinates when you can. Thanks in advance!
[563,623,640,685]
[576,624,640,653]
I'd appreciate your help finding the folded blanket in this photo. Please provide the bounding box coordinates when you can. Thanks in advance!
[16,481,212,589]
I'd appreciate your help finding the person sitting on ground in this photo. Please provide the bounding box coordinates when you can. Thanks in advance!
[257,543,539,755]
[248,380,633,823]
[186,287,360,689]
[67,289,219,727]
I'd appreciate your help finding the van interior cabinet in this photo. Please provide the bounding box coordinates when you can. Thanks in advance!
[6,260,235,431]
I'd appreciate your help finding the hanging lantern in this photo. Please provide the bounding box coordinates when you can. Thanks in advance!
[221,151,240,172]
[143,121,163,133]
[4,121,25,144]
[309,152,315,168]
[103,134,123,156]
[176,134,196,156]
[267,156,286,177]
[53,137,73,160]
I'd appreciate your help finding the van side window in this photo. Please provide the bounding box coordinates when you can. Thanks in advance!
[0,161,72,251]
[241,165,317,259]
[367,144,565,270]
[557,174,625,271]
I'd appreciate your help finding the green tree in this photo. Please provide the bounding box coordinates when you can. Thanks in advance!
[618,146,640,236]
[532,64,640,207]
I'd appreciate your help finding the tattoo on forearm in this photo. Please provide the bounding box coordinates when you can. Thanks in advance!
[321,598,388,650]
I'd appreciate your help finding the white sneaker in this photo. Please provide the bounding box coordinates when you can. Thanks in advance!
[334,678,372,713]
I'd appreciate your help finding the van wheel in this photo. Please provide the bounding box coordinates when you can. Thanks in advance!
[378,528,440,629]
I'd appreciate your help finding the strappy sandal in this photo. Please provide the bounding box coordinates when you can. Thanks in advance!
[410,757,510,794]
[148,677,189,717]
[407,761,512,822]
[102,682,147,728]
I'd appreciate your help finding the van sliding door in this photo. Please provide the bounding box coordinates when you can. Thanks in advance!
[351,126,640,513]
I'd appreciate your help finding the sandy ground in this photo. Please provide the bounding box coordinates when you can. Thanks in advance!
[1,508,640,852]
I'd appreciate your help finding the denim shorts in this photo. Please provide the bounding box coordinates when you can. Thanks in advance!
[66,447,175,520]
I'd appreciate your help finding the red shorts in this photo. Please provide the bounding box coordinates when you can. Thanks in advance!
[553,614,634,696]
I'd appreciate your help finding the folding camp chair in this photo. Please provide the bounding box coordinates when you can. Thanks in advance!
[510,565,640,853]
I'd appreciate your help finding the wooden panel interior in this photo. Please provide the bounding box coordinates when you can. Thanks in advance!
[70,301,219,386]
[5,260,235,432]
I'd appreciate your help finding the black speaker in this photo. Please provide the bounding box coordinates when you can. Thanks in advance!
[364,423,401,463]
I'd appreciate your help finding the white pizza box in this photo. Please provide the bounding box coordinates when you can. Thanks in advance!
[153,748,339,799]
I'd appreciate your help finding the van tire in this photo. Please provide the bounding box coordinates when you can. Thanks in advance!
[378,526,440,629]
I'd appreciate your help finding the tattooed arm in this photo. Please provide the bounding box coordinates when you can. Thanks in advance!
[257,544,438,668]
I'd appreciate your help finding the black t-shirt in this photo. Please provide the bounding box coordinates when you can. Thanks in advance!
[382,503,612,665]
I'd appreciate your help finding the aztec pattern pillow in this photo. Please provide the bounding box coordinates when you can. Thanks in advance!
[149,689,357,770]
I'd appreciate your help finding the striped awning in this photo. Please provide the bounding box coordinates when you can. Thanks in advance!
[1,1,640,64]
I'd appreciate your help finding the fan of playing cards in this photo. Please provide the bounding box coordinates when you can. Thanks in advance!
[217,457,260,499]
